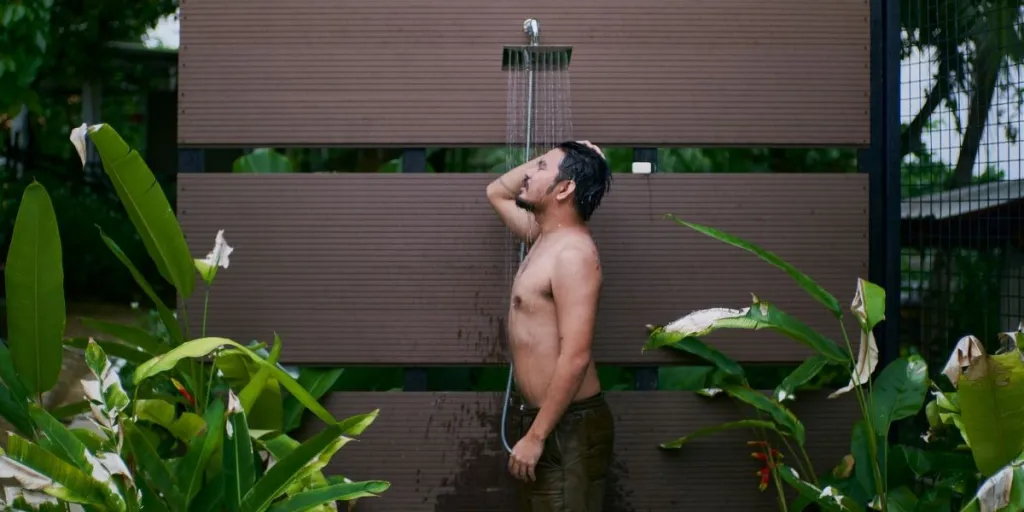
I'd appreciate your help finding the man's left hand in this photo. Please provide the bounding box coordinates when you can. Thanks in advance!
[508,433,544,482]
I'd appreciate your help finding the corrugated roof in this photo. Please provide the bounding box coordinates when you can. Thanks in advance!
[901,180,1024,220]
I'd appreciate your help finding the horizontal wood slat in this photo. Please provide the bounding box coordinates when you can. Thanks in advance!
[177,0,869,147]
[294,390,859,511]
[177,173,868,365]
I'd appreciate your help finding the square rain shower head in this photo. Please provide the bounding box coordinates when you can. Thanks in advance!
[501,45,573,71]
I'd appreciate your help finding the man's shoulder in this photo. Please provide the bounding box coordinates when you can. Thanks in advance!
[553,237,601,273]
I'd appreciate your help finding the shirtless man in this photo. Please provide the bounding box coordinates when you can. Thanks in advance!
[485,140,614,511]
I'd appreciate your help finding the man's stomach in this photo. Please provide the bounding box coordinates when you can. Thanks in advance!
[508,338,601,408]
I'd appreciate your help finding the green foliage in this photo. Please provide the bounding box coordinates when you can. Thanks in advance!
[87,124,196,299]
[773,356,831,403]
[647,335,746,377]
[653,217,1024,511]
[0,340,390,512]
[900,146,1005,199]
[4,182,66,395]
[0,0,176,115]
[665,215,843,316]
[0,0,52,115]
[932,330,1024,477]
[283,368,344,432]
[900,0,1023,174]
[659,147,858,174]
[659,420,780,450]
[0,0,179,306]
[0,169,168,305]
[641,217,985,512]
[232,145,860,175]
[0,123,390,510]
[234,149,295,173]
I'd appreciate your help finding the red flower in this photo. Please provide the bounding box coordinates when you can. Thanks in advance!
[748,441,784,492]
[171,377,196,408]
[755,467,772,491]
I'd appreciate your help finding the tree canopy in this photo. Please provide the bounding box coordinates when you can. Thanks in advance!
[2,0,178,116]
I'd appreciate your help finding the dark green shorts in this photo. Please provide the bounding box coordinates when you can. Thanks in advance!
[513,392,615,511]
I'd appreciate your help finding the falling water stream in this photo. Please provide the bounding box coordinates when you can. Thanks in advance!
[499,22,575,454]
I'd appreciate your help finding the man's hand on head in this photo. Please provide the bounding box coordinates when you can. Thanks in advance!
[576,140,606,160]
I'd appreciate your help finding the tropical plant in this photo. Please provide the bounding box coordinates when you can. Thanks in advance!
[0,337,387,511]
[0,123,389,509]
[233,149,295,173]
[641,215,973,511]
[922,325,1024,512]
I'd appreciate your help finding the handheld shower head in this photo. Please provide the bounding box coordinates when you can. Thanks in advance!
[524,18,540,46]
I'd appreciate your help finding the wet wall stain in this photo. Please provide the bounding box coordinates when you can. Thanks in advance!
[433,394,519,511]
[603,451,635,512]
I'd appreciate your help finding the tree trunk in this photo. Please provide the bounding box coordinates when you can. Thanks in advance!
[901,58,952,159]
[953,45,1001,187]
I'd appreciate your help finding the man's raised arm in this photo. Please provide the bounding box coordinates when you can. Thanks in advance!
[485,158,541,242]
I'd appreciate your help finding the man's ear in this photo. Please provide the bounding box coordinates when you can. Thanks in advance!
[555,180,576,202]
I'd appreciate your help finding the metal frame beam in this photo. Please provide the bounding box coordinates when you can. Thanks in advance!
[178,148,205,173]
[633,148,660,391]
[402,148,430,391]
[862,0,901,369]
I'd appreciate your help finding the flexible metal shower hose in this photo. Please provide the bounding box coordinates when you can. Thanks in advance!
[500,240,527,454]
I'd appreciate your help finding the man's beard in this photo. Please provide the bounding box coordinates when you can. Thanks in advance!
[515,196,537,212]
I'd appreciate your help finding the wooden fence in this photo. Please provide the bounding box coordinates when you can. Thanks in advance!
[176,0,869,147]
[177,172,868,510]
[177,0,873,507]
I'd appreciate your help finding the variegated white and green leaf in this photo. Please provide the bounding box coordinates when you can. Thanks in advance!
[0,457,62,497]
[224,391,256,510]
[0,485,63,511]
[26,403,136,510]
[85,450,138,508]
[0,435,112,507]
[81,339,131,440]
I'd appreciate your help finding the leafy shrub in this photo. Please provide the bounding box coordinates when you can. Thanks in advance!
[1,124,389,510]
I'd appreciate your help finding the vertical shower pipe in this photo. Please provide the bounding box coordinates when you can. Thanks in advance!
[500,18,541,455]
[522,17,539,263]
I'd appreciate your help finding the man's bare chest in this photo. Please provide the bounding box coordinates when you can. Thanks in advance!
[511,251,554,310]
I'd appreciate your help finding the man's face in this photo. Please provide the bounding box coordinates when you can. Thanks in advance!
[515,148,569,213]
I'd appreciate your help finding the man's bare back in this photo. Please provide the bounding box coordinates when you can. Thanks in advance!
[508,229,602,408]
[486,141,614,511]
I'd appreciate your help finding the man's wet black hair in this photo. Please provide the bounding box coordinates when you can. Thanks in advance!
[550,141,612,222]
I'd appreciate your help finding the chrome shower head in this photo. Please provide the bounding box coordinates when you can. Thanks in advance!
[501,45,573,71]
[502,18,572,71]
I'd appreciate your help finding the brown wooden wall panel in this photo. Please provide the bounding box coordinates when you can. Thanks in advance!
[294,390,859,511]
[177,0,869,147]
[177,173,868,365]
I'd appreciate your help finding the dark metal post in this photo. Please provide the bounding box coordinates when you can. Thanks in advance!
[882,0,902,370]
[633,148,659,390]
[178,148,205,173]
[862,0,901,369]
[175,147,205,340]
[402,148,430,391]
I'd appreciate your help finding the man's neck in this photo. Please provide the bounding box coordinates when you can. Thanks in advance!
[536,209,584,236]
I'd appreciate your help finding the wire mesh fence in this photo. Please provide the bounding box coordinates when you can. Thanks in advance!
[899,0,1023,369]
